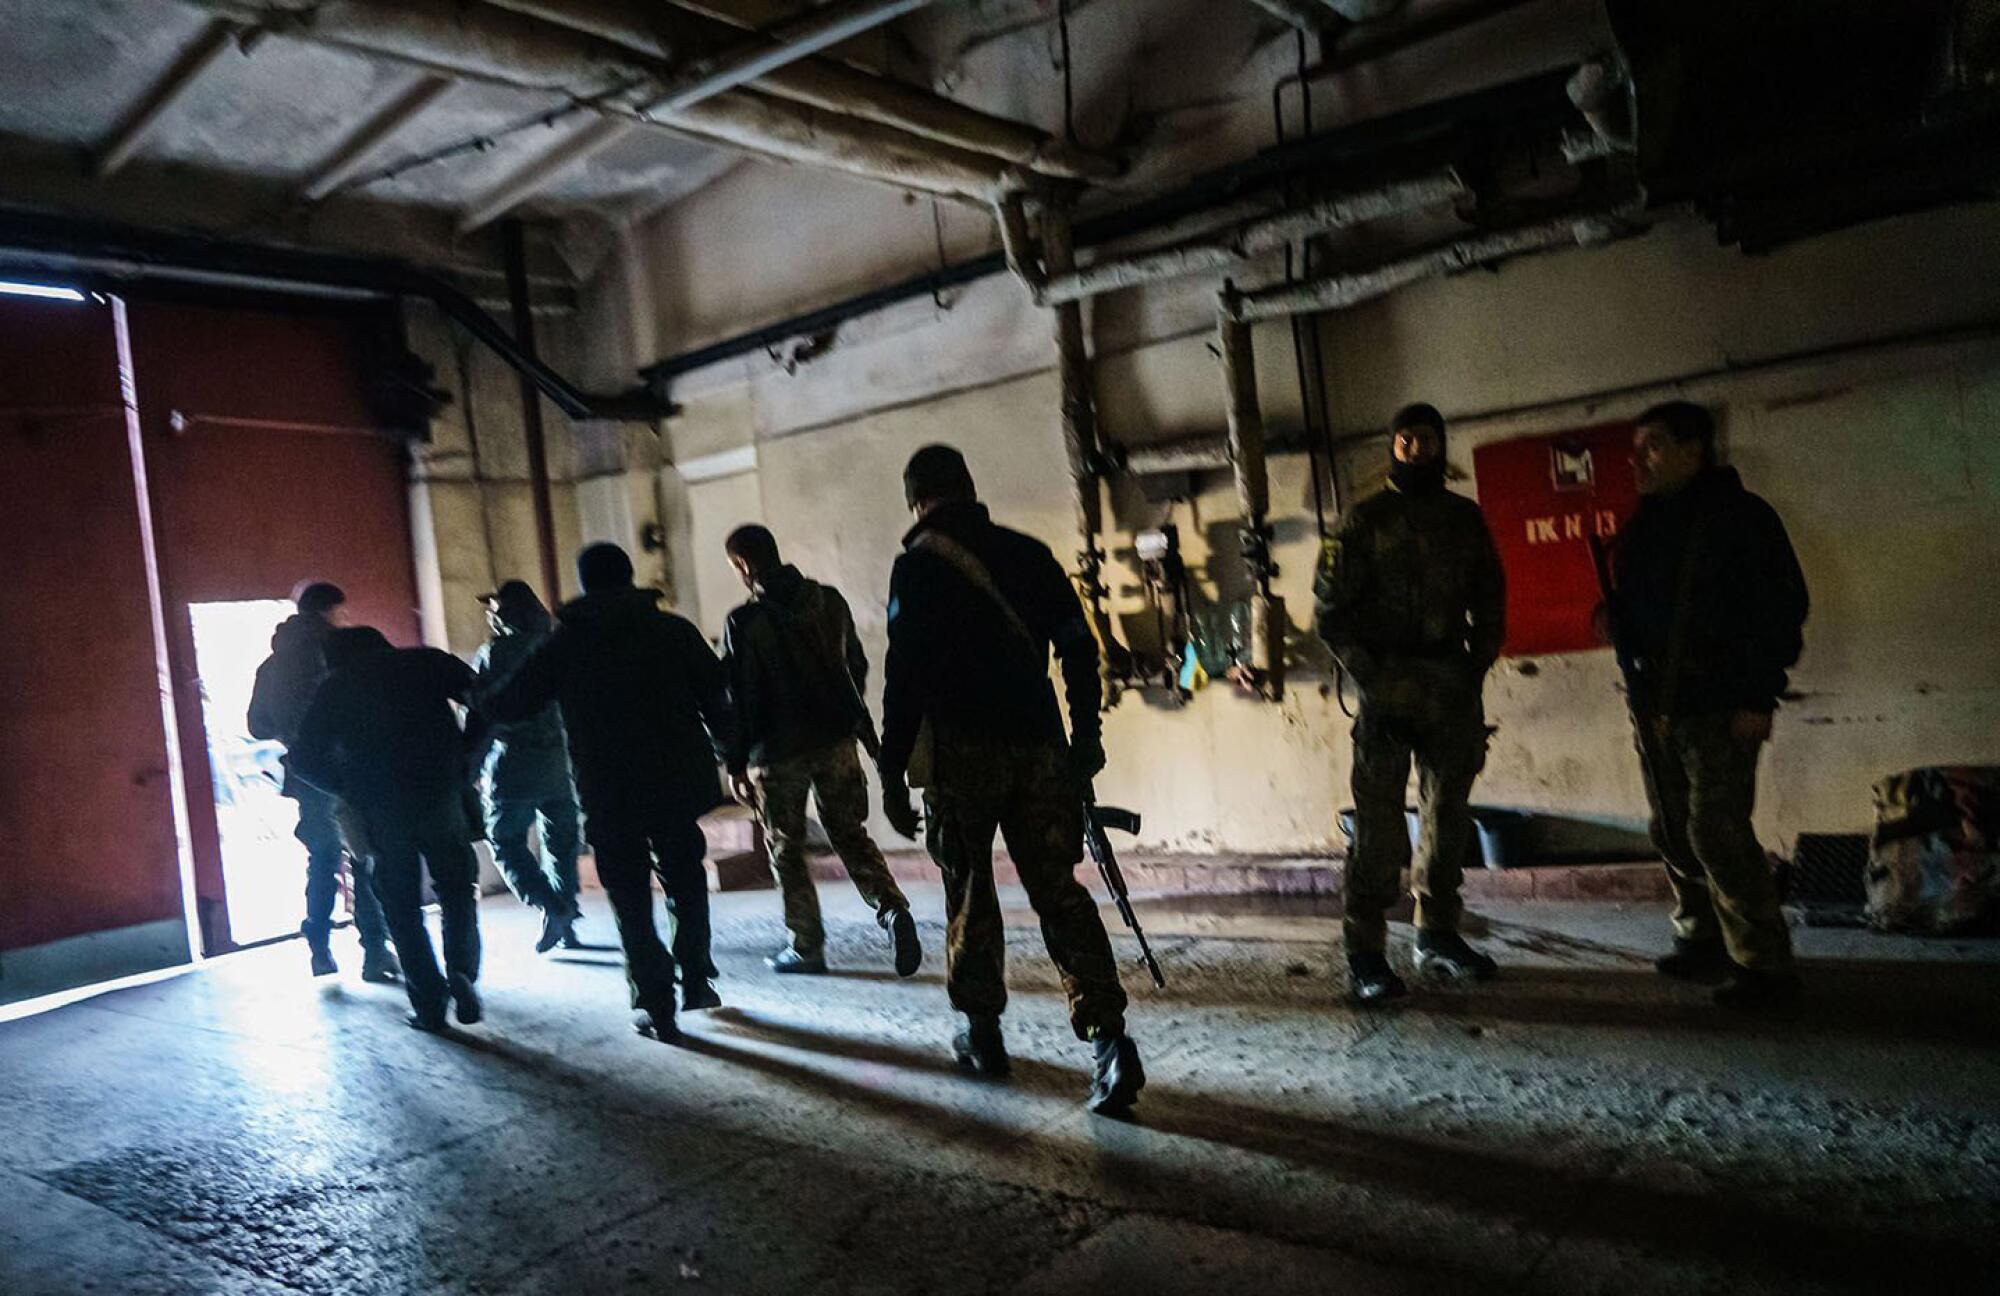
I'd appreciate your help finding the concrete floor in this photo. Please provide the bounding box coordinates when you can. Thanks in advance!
[3,879,1997,1296]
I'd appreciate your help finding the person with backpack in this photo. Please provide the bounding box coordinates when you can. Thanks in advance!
[246,580,396,983]
[719,524,921,978]
[877,445,1144,1117]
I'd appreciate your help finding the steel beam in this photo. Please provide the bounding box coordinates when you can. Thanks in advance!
[96,21,246,177]
[301,73,455,201]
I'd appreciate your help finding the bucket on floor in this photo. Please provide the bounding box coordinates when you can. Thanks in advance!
[1336,807,1533,870]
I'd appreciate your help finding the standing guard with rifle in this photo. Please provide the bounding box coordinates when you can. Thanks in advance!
[720,524,923,978]
[879,444,1147,1116]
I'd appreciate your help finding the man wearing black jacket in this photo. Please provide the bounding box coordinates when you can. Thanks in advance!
[288,627,484,1032]
[1608,402,1809,1011]
[246,581,395,983]
[720,525,919,977]
[879,445,1143,1116]
[481,544,737,1044]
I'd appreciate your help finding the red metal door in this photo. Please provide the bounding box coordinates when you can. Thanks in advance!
[127,300,422,954]
[0,295,189,985]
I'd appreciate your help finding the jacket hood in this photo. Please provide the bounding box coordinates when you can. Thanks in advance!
[557,585,665,629]
[323,625,393,672]
[902,499,991,549]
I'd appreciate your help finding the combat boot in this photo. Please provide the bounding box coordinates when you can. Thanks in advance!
[1655,937,1730,984]
[766,948,827,975]
[1347,951,1408,1004]
[407,999,449,1033]
[360,947,400,984]
[308,945,338,978]
[1713,967,1804,1015]
[449,972,483,1026]
[1086,1034,1145,1116]
[633,1005,682,1044]
[682,979,723,1013]
[1413,930,1498,981]
[952,1015,1010,1077]
[534,905,574,955]
[886,908,923,978]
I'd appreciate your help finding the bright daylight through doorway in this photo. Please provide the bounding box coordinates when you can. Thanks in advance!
[189,599,319,947]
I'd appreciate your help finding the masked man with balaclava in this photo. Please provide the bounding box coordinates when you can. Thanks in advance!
[1605,401,1807,1012]
[878,444,1144,1117]
[472,580,584,954]
[1314,403,1506,1005]
[288,626,485,1032]
[480,543,737,1045]
[247,579,396,983]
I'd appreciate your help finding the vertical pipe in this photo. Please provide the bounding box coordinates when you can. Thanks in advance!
[1041,205,1121,695]
[1218,288,1284,699]
[502,220,564,606]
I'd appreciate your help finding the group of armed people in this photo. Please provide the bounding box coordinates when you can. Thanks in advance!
[245,395,1809,1121]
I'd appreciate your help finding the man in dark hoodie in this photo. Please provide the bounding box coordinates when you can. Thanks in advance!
[288,627,484,1032]
[878,445,1143,1117]
[720,524,920,978]
[1606,401,1808,1011]
[247,580,396,983]
[480,543,737,1044]
[1313,403,1506,1005]
[472,580,583,955]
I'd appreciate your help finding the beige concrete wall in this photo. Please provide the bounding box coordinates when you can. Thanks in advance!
[643,200,2000,857]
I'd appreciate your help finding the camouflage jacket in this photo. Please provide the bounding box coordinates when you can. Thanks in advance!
[1313,477,1506,700]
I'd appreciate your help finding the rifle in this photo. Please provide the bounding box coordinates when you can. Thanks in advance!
[1083,786,1166,989]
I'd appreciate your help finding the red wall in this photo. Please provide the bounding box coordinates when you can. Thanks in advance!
[0,295,424,960]
[128,301,422,953]
[0,298,185,951]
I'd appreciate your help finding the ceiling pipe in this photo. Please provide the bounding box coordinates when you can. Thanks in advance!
[301,73,455,201]
[1224,203,1640,323]
[96,21,250,177]
[1034,167,1465,305]
[650,0,937,114]
[485,0,1120,181]
[178,0,1016,199]
[457,0,947,232]
[0,210,669,421]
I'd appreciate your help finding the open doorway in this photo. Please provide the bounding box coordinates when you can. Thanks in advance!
[188,599,315,947]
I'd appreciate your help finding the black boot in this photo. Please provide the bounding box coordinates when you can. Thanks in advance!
[681,979,722,1013]
[1347,951,1408,1004]
[1087,1034,1145,1116]
[633,1005,682,1044]
[952,1015,1010,1077]
[360,947,401,984]
[886,908,923,978]
[534,905,574,955]
[448,972,483,1026]
[1713,966,1804,1014]
[1655,938,1731,984]
[1413,930,1498,981]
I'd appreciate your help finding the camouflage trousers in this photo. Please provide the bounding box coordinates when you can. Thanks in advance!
[752,739,909,958]
[922,735,1127,1041]
[1345,679,1490,955]
[1635,712,1794,972]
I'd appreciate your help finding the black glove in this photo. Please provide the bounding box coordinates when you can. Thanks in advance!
[1069,732,1106,784]
[881,772,921,840]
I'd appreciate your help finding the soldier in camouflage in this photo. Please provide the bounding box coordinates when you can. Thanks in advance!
[719,524,921,978]
[472,580,584,955]
[1315,403,1506,1004]
[878,445,1144,1116]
